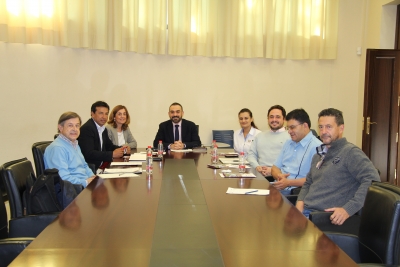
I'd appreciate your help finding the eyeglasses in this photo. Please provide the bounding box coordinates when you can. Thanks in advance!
[285,123,303,131]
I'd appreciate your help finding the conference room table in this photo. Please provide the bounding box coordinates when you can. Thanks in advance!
[10,149,357,267]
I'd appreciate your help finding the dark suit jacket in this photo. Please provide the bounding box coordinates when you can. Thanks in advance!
[78,119,120,169]
[153,119,201,149]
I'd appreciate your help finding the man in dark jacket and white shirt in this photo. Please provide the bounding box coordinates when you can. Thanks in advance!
[79,101,129,170]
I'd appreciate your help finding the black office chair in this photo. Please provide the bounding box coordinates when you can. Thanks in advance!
[1,158,58,237]
[32,141,52,177]
[212,130,234,148]
[324,183,400,265]
[0,187,33,267]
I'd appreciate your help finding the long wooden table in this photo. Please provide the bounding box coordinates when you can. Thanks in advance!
[10,150,357,266]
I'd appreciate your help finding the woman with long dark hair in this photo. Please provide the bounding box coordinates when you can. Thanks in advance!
[234,108,261,155]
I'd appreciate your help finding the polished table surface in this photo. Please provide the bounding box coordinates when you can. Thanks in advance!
[10,150,357,266]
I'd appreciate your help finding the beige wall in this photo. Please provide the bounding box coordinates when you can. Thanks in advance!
[0,0,391,169]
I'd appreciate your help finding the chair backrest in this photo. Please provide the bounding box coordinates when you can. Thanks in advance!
[212,130,234,148]
[0,158,34,219]
[359,183,400,265]
[32,141,52,177]
[0,187,8,239]
[0,172,7,202]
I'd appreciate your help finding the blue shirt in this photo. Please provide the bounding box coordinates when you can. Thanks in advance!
[274,131,322,179]
[44,135,94,187]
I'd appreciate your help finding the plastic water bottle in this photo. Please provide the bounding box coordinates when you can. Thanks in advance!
[239,152,246,173]
[211,143,218,164]
[157,140,163,158]
[146,146,153,174]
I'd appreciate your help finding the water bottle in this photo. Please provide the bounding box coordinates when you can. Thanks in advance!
[146,146,153,174]
[157,140,164,158]
[239,152,246,173]
[211,143,218,164]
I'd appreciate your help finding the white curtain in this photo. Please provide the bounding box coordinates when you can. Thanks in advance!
[169,0,338,59]
[0,0,338,59]
[0,0,167,53]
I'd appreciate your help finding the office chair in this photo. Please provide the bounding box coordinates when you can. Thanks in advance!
[0,186,33,267]
[212,130,234,148]
[1,158,58,237]
[32,141,52,177]
[324,183,400,265]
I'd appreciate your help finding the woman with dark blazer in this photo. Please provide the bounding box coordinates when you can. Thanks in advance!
[106,105,137,149]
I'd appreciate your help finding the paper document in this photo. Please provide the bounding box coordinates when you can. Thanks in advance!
[98,173,140,179]
[103,167,141,174]
[129,153,147,161]
[225,164,250,169]
[110,162,142,166]
[226,187,269,195]
[170,149,192,152]
[220,172,256,178]
[219,158,249,165]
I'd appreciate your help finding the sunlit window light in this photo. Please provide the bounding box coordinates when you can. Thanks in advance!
[314,26,320,36]
[6,0,54,18]
[191,17,196,33]
[42,0,54,17]
[247,0,253,9]
[27,0,40,17]
[6,0,21,16]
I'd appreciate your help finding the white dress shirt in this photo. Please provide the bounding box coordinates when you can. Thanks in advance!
[234,127,261,156]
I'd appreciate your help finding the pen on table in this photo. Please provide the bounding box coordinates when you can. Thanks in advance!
[245,190,258,194]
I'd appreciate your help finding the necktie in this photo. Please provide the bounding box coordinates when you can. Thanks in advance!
[174,125,179,141]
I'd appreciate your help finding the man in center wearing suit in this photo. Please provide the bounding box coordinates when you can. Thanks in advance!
[79,101,129,170]
[153,102,201,150]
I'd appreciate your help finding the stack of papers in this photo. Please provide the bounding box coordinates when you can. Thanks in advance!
[226,187,269,195]
[220,173,256,178]
[129,153,147,161]
[110,162,142,166]
[219,158,249,165]
[98,173,140,179]
[103,167,141,174]
[98,167,141,179]
[170,149,192,152]
[225,164,250,169]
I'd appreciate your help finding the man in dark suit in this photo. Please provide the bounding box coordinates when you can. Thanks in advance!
[78,101,129,170]
[153,102,201,150]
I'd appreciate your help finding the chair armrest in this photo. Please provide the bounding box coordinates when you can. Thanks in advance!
[290,187,302,195]
[285,195,298,206]
[310,211,361,236]
[325,232,361,263]
[0,238,33,267]
[9,213,59,238]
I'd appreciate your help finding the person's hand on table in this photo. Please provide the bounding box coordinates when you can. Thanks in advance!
[122,145,131,154]
[113,147,124,158]
[272,173,290,190]
[171,141,184,150]
[256,166,271,176]
[325,207,349,225]
[261,166,271,176]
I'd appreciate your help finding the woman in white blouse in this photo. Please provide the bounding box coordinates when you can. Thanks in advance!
[234,108,261,156]
[106,105,137,149]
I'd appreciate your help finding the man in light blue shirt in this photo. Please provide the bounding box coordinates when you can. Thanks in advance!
[45,112,96,187]
[271,108,322,195]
